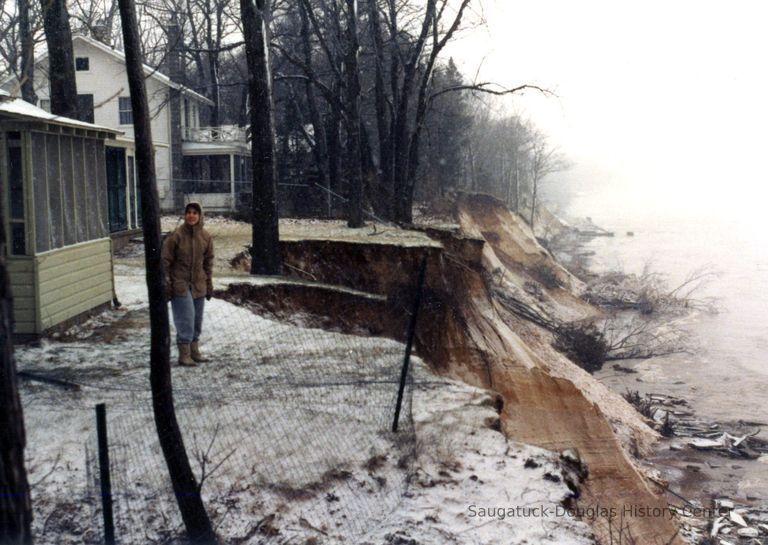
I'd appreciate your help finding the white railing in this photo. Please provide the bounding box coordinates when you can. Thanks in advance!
[182,125,247,143]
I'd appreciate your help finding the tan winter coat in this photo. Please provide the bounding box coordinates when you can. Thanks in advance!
[162,205,214,299]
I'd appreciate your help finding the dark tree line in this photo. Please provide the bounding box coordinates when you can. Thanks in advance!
[1,0,569,226]
[0,1,570,540]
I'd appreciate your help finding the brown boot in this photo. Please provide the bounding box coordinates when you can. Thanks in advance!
[190,341,210,363]
[178,343,197,367]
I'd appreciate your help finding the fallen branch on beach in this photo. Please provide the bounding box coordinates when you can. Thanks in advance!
[602,313,692,362]
[584,263,720,316]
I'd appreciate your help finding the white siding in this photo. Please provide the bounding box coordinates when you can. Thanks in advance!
[26,41,176,205]
[7,258,36,335]
[36,238,114,332]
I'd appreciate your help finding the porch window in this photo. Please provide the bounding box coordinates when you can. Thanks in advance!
[118,97,133,125]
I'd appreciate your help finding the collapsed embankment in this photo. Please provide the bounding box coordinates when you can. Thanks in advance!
[222,194,683,545]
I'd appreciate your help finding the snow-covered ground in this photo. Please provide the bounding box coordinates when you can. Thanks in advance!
[15,261,594,544]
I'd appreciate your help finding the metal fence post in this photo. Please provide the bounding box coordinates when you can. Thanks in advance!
[96,403,115,545]
[392,255,428,432]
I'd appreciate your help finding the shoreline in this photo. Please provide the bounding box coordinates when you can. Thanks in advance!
[550,219,768,543]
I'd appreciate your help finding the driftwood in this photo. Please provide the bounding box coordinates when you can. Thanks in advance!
[623,391,768,458]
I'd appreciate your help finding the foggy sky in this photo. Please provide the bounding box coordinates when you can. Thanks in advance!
[446,0,768,223]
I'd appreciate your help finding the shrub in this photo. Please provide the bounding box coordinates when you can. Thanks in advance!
[622,390,654,419]
[531,261,562,289]
[553,322,609,373]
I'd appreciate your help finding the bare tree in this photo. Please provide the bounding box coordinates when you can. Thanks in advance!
[40,0,78,118]
[69,0,120,43]
[242,0,281,275]
[0,0,43,85]
[344,0,363,227]
[296,0,330,203]
[118,0,218,541]
[18,0,37,104]
[362,0,475,223]
[527,131,569,230]
[180,0,240,125]
[0,191,33,545]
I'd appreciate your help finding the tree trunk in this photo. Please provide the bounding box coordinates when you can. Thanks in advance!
[207,55,221,127]
[326,105,341,214]
[529,176,538,230]
[368,0,391,217]
[19,0,37,105]
[204,0,221,128]
[513,160,520,213]
[386,0,399,202]
[391,0,435,223]
[297,0,330,201]
[344,0,363,228]
[0,220,32,545]
[41,0,78,119]
[117,1,218,542]
[241,0,281,275]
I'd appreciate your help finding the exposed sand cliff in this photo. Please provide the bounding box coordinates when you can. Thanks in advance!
[226,193,683,544]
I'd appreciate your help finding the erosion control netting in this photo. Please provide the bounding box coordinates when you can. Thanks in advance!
[24,298,416,544]
[19,208,424,545]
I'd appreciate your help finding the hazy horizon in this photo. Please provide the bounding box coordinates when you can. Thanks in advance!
[446,0,768,228]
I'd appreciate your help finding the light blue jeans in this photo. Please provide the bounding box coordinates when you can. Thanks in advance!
[170,289,205,345]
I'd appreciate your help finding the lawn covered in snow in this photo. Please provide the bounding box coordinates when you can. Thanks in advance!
[14,256,593,545]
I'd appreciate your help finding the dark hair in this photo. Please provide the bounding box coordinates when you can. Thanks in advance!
[185,202,202,215]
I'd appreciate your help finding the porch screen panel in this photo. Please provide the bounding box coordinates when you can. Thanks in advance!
[60,136,76,246]
[31,132,49,253]
[94,141,108,237]
[46,133,63,249]
[72,137,88,242]
[84,139,101,240]
[6,132,26,255]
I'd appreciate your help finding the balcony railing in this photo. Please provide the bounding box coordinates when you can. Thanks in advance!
[182,125,247,143]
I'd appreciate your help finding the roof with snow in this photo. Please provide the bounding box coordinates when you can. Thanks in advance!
[0,93,121,134]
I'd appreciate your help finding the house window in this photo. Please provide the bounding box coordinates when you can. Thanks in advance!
[118,97,133,125]
[6,132,26,255]
[75,57,90,71]
[77,94,94,123]
[39,99,51,112]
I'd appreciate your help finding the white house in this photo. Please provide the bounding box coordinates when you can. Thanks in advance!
[2,34,251,229]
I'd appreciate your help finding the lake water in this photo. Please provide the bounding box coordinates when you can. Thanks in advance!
[565,191,768,501]
[567,192,768,428]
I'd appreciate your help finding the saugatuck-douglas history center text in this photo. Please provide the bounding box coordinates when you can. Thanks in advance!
[467,503,719,521]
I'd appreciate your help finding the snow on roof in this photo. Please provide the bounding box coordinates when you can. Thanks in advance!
[0,94,121,134]
[73,35,214,106]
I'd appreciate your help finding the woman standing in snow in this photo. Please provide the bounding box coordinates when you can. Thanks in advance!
[162,202,214,366]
